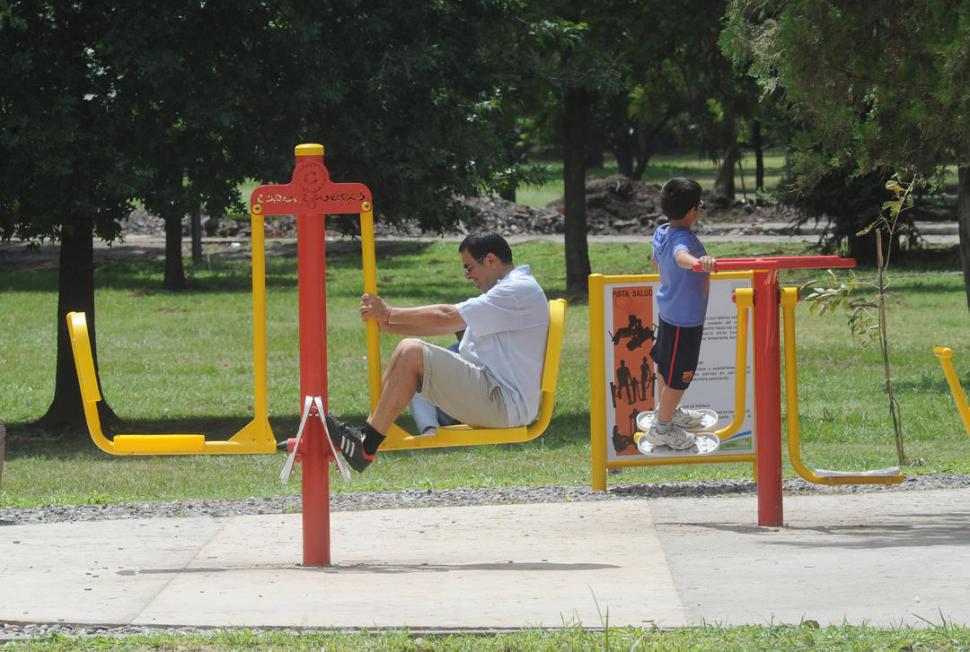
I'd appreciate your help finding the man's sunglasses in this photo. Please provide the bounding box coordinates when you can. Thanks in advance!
[462,257,485,274]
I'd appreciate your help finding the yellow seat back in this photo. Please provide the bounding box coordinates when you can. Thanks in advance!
[65,312,114,453]
[527,298,567,436]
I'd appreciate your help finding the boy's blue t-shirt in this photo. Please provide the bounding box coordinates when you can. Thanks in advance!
[652,223,709,327]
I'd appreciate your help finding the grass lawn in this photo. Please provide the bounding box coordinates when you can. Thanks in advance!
[515,150,786,208]
[8,622,970,650]
[1,238,969,508]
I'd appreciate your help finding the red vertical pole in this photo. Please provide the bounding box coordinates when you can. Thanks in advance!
[295,148,331,566]
[752,269,783,526]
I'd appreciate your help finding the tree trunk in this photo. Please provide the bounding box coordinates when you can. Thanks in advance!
[614,125,634,178]
[163,207,186,291]
[714,142,738,202]
[632,118,669,181]
[752,119,765,195]
[563,88,592,297]
[190,196,203,265]
[959,165,970,310]
[37,216,115,435]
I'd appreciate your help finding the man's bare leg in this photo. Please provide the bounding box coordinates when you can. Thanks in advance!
[367,338,425,434]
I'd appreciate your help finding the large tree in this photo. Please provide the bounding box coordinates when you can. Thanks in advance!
[1,2,136,430]
[723,0,970,306]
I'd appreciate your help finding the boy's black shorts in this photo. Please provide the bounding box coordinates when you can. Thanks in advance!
[649,317,704,390]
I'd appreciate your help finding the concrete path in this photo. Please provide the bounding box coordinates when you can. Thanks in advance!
[2,489,968,630]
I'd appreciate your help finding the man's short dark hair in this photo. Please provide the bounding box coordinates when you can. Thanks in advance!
[458,232,513,264]
[660,177,703,220]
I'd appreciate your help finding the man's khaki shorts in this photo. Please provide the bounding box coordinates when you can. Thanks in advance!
[419,342,511,428]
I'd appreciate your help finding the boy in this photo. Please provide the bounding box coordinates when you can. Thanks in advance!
[646,177,716,450]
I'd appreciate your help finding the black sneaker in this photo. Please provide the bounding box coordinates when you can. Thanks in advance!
[324,414,376,473]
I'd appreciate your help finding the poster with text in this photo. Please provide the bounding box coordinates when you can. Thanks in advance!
[602,279,755,461]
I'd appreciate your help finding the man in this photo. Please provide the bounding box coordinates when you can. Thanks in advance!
[325,232,550,472]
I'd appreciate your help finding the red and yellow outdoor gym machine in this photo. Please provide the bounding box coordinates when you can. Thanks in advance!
[590,256,904,527]
[68,143,566,566]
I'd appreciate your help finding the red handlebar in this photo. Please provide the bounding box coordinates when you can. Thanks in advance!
[692,256,856,272]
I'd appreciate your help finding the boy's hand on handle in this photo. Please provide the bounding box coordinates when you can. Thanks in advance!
[692,256,717,272]
[360,293,391,324]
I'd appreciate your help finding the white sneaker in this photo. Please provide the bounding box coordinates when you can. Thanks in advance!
[671,407,719,432]
[645,422,696,450]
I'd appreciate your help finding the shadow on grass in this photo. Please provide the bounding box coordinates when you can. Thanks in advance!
[3,416,302,461]
[4,410,592,461]
[895,373,970,394]
[0,239,440,294]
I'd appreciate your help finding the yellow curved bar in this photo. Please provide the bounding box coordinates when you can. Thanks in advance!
[933,346,970,437]
[712,288,752,441]
[609,453,757,468]
[66,311,116,455]
[359,207,383,416]
[781,288,903,484]
[378,299,567,451]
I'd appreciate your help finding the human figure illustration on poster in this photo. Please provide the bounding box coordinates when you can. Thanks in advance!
[616,360,636,404]
[639,356,654,403]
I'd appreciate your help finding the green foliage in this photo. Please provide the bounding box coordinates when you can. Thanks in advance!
[0,2,137,243]
[802,270,879,345]
[724,0,970,175]
[723,0,970,301]
[0,1,534,239]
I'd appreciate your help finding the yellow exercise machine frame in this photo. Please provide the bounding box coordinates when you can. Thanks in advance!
[932,346,970,438]
[590,275,904,490]
[68,176,566,455]
[65,205,280,455]
[590,272,755,490]
[780,288,903,484]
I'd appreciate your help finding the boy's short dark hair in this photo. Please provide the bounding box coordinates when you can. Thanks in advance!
[660,177,703,220]
[458,232,513,264]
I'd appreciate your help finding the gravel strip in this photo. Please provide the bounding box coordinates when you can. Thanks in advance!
[0,622,537,642]
[3,473,969,527]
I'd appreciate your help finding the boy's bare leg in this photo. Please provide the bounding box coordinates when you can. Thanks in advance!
[655,374,685,422]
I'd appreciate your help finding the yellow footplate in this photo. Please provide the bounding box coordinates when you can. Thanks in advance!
[112,435,206,455]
